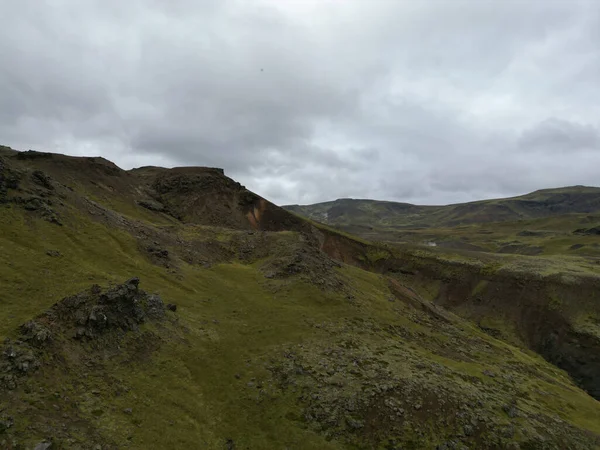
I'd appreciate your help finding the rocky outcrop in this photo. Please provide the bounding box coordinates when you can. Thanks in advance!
[13,195,62,225]
[133,166,310,233]
[541,328,600,399]
[52,277,166,340]
[574,226,600,236]
[260,237,344,290]
[0,157,62,224]
[0,278,167,391]
[31,170,54,191]
[14,150,55,160]
[137,198,166,212]
[0,157,21,203]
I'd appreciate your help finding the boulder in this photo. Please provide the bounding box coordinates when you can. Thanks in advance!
[31,170,54,190]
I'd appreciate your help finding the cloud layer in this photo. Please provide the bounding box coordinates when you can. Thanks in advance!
[2,0,599,205]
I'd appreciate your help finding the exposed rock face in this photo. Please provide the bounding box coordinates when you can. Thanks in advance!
[14,195,62,225]
[0,157,21,203]
[0,157,62,224]
[392,256,600,401]
[574,226,600,236]
[260,237,344,290]
[31,170,54,190]
[137,199,166,212]
[0,278,166,390]
[14,150,55,160]
[147,167,260,227]
[540,328,600,400]
[58,277,166,339]
[135,166,310,233]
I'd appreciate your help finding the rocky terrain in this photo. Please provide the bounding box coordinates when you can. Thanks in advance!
[0,145,599,449]
[1,277,176,449]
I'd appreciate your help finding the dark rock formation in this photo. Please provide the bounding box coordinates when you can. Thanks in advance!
[574,226,600,236]
[0,278,166,390]
[137,199,166,212]
[31,170,54,191]
[15,150,55,160]
[0,157,21,203]
[540,329,600,400]
[64,277,166,339]
[13,195,62,225]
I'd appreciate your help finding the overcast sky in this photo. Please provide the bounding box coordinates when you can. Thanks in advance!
[1,0,599,205]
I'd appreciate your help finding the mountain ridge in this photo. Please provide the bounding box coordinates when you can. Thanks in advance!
[286,185,600,209]
[284,186,600,257]
[1,145,600,449]
[284,185,600,226]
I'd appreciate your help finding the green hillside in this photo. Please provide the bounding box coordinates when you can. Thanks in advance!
[284,187,600,257]
[1,146,600,449]
[285,187,600,228]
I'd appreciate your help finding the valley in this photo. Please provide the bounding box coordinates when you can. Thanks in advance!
[1,145,599,449]
[284,189,600,258]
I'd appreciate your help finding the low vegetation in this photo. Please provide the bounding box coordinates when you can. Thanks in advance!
[1,147,599,449]
[284,189,600,257]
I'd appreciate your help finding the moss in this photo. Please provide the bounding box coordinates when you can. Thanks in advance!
[472,280,489,295]
[549,294,563,311]
[2,187,600,448]
[480,263,502,277]
[365,248,391,264]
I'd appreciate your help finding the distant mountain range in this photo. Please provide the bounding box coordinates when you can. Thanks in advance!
[284,186,600,257]
[284,186,600,229]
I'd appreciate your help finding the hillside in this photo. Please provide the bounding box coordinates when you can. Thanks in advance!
[1,145,600,449]
[284,187,600,257]
[285,187,600,228]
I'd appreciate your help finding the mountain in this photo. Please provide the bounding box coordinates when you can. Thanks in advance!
[1,145,600,449]
[284,187,600,256]
[285,187,600,228]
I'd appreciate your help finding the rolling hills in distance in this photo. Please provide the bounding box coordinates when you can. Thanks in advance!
[284,187,600,257]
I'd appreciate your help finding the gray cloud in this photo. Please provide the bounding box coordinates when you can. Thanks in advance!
[519,119,600,153]
[1,0,599,206]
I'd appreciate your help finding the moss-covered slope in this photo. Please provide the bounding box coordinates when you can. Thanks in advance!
[0,147,599,449]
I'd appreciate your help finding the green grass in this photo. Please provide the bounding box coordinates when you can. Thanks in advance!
[0,205,163,336]
[2,192,600,448]
[0,205,346,447]
[286,193,600,261]
[84,263,351,449]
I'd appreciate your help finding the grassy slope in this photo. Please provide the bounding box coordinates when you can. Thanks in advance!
[340,214,600,258]
[1,150,600,449]
[285,186,600,228]
[0,205,343,448]
[2,204,600,449]
[0,210,597,449]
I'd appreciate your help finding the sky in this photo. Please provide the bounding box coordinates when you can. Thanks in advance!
[1,0,599,206]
